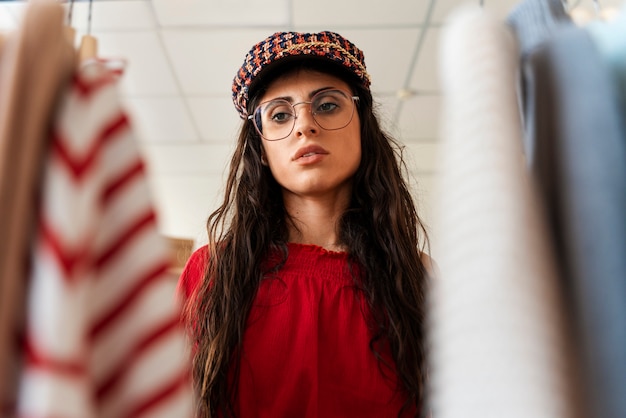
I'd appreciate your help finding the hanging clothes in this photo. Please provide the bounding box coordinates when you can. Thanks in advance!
[0,0,75,411]
[13,59,194,417]
[430,5,578,418]
[14,57,194,418]
[509,2,626,418]
[0,1,195,415]
[506,0,573,165]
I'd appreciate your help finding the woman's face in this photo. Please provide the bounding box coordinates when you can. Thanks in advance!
[257,69,362,201]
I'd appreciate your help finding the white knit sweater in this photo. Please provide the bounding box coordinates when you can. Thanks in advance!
[429,6,577,418]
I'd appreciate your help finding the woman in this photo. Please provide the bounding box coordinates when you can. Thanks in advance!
[180,31,431,418]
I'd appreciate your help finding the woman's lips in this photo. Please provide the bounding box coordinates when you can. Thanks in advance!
[293,145,328,161]
[293,145,329,161]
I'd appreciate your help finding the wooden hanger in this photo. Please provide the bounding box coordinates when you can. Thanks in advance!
[63,0,76,46]
[78,35,97,63]
[77,0,97,63]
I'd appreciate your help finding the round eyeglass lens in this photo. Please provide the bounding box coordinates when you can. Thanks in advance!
[252,89,357,141]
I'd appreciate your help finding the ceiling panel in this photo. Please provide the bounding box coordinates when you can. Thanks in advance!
[293,0,430,26]
[397,95,442,141]
[123,97,200,142]
[140,143,234,175]
[336,28,421,94]
[187,96,242,142]
[486,0,534,19]
[431,0,464,23]
[372,93,402,137]
[409,27,442,93]
[95,30,179,96]
[148,174,221,240]
[405,142,440,174]
[68,0,156,32]
[160,28,275,96]
[151,0,290,27]
[432,0,520,23]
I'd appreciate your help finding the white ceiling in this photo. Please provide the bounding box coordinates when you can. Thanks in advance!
[0,0,621,244]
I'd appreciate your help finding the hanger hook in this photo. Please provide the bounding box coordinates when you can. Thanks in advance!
[87,0,94,35]
[67,0,75,25]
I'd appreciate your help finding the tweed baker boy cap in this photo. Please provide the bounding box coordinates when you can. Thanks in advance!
[232,30,371,119]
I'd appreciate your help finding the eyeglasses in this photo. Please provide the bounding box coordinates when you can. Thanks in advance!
[248,89,359,141]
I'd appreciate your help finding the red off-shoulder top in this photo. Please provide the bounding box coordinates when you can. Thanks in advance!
[179,243,415,417]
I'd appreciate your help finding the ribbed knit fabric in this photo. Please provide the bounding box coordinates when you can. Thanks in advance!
[429,6,577,418]
[180,243,415,418]
[15,62,193,418]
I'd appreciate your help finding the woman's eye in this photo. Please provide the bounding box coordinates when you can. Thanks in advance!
[316,101,338,113]
[264,102,293,124]
[271,112,292,123]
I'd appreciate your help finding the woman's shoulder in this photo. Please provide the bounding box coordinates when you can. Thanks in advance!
[177,244,209,300]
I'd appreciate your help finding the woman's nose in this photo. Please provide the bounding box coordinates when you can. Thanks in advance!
[293,103,318,137]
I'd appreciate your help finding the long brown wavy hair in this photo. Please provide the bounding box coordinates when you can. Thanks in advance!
[185,60,430,418]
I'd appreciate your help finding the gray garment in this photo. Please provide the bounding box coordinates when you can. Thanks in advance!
[587,8,626,123]
[507,0,572,164]
[520,25,626,418]
[507,0,571,58]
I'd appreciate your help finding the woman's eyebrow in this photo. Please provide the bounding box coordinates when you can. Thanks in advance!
[309,86,334,97]
[266,86,336,103]
[268,95,293,102]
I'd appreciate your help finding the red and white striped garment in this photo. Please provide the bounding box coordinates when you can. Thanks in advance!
[16,62,193,418]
